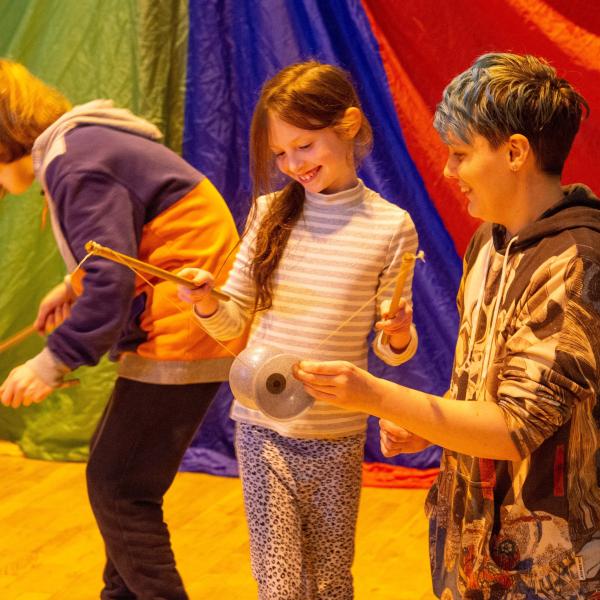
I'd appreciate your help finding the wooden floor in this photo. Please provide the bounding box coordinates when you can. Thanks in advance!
[0,441,435,599]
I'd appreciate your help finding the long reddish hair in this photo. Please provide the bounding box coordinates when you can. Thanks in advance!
[248,61,372,311]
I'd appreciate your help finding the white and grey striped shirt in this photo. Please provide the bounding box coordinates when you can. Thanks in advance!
[198,180,419,438]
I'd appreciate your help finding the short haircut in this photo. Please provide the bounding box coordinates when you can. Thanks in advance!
[434,53,589,175]
[0,59,71,163]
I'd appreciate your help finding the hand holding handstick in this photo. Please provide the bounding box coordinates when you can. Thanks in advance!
[381,251,424,345]
[84,241,230,301]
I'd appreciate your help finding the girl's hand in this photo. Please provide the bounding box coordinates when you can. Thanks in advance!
[176,268,219,316]
[0,364,54,408]
[375,298,413,352]
[293,360,385,413]
[379,419,430,457]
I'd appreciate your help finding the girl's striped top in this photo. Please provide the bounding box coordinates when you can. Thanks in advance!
[197,180,419,438]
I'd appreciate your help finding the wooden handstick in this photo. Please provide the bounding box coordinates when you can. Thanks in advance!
[381,250,424,345]
[84,241,230,301]
[0,324,38,353]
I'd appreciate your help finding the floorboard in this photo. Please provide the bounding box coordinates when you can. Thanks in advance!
[0,442,435,599]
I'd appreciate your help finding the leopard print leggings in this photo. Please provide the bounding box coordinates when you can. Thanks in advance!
[236,423,366,600]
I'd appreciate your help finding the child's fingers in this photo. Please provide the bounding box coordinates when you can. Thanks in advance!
[177,284,212,305]
[380,298,411,320]
[177,268,214,288]
[377,301,413,334]
[176,267,198,279]
[380,298,391,316]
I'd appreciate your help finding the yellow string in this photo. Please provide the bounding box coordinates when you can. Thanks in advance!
[315,273,398,351]
[77,248,424,367]
[316,251,424,351]
[74,252,93,273]
[73,252,248,365]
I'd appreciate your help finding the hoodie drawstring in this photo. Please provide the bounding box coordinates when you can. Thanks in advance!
[477,235,519,395]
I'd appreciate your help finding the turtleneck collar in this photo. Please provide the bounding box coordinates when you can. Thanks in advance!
[304,178,365,210]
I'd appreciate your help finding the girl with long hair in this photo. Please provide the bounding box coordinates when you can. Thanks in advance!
[179,61,419,599]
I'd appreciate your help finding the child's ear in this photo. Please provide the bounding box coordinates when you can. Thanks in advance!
[341,107,362,140]
[507,134,530,172]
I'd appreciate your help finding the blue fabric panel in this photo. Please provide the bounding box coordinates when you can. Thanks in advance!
[182,0,459,475]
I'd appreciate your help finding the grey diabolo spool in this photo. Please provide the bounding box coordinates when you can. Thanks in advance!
[229,344,314,421]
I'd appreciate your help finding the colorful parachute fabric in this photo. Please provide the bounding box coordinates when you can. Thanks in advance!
[0,1,597,487]
[183,0,600,485]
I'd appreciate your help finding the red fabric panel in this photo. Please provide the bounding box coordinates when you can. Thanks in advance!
[362,462,439,489]
[546,0,600,35]
[363,0,600,256]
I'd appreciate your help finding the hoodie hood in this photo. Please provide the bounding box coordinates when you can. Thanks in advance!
[492,183,600,253]
[32,99,162,186]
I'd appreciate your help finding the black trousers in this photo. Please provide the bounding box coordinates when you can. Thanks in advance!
[86,377,221,600]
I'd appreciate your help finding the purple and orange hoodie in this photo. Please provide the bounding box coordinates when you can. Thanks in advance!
[27,100,245,386]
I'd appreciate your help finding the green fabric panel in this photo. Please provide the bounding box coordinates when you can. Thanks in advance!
[0,0,188,461]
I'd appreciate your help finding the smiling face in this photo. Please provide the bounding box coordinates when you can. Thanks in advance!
[443,133,516,226]
[268,112,358,195]
[0,154,35,195]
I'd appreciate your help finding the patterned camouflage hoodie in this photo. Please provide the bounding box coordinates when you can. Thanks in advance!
[426,184,600,600]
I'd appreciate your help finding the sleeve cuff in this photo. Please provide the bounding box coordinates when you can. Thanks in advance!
[193,298,249,341]
[25,347,71,387]
[373,323,418,366]
[193,301,223,322]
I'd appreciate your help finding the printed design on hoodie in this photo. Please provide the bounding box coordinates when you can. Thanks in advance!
[426,185,600,600]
